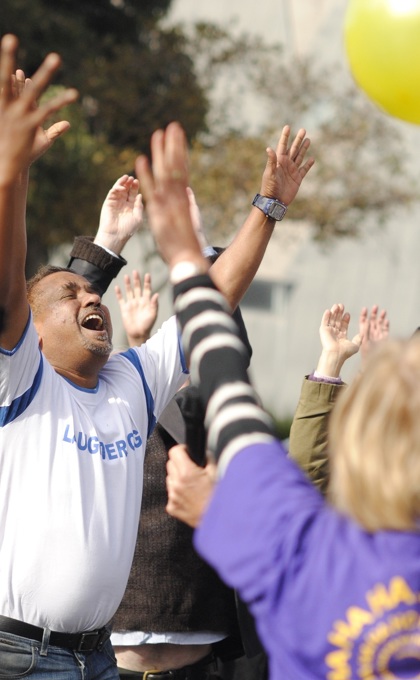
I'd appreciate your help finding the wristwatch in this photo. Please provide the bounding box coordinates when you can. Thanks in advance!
[252,193,287,221]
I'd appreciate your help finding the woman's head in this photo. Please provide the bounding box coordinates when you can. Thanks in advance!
[329,337,420,531]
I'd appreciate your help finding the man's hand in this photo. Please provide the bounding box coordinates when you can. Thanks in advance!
[0,35,78,187]
[359,305,389,368]
[136,122,208,271]
[166,445,217,528]
[95,175,143,255]
[12,69,71,167]
[115,270,159,347]
[260,125,315,206]
[316,303,362,377]
[0,35,77,351]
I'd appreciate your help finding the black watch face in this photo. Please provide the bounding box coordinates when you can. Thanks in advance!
[268,202,286,220]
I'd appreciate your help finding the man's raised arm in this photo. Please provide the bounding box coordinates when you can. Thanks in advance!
[209,125,314,310]
[0,34,77,350]
[68,174,143,296]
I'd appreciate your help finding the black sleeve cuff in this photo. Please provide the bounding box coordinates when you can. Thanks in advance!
[68,236,127,296]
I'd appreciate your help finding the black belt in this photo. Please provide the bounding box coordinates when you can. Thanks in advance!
[0,615,110,652]
[118,652,218,680]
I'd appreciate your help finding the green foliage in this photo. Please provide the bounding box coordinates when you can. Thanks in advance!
[1,0,209,274]
[1,0,207,152]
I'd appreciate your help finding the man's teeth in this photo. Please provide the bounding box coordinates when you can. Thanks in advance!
[84,314,104,329]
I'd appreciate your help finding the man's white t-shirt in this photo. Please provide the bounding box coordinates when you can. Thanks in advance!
[0,314,187,634]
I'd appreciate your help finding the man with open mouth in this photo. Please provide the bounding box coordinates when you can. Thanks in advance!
[0,35,313,680]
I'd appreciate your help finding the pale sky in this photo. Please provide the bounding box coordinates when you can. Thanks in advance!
[168,0,343,58]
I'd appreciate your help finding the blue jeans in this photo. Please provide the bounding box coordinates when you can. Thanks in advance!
[0,629,119,679]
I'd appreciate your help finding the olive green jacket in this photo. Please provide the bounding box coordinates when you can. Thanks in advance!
[288,377,346,495]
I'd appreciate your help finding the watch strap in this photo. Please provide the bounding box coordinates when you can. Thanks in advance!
[252,193,287,221]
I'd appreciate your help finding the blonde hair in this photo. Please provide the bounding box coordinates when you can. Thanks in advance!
[329,337,420,531]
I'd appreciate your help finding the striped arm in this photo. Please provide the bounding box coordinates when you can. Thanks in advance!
[173,274,277,474]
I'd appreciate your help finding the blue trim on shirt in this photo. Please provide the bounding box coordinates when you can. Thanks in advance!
[121,349,156,438]
[178,332,188,375]
[61,376,100,393]
[0,353,44,426]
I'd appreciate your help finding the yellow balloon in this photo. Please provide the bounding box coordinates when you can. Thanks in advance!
[344,0,420,124]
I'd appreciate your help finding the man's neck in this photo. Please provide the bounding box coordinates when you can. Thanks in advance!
[53,362,105,389]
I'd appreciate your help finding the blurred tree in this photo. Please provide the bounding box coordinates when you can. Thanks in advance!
[182,28,415,245]
[1,0,207,151]
[1,8,416,273]
[1,0,208,274]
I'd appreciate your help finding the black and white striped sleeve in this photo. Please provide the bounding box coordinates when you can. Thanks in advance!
[173,274,277,475]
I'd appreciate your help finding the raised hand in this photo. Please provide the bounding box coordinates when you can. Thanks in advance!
[95,175,143,254]
[359,305,389,368]
[260,125,315,206]
[166,445,217,528]
[12,69,71,166]
[0,34,78,186]
[115,270,159,347]
[136,122,207,271]
[316,303,362,377]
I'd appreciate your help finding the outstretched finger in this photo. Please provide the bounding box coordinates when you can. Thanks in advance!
[115,284,123,304]
[299,156,315,179]
[131,270,142,298]
[293,137,311,167]
[264,146,277,176]
[10,69,24,101]
[21,52,62,105]
[151,292,159,310]
[288,128,307,162]
[44,120,71,145]
[133,193,144,223]
[359,306,368,325]
[329,303,344,328]
[34,87,78,128]
[376,309,389,340]
[150,128,166,183]
[359,307,369,343]
[141,272,152,299]
[127,177,140,205]
[0,34,18,105]
[275,124,291,157]
[23,73,42,113]
[165,122,189,183]
[114,175,130,189]
[15,69,26,97]
[123,273,135,300]
[320,309,333,332]
[340,312,351,334]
